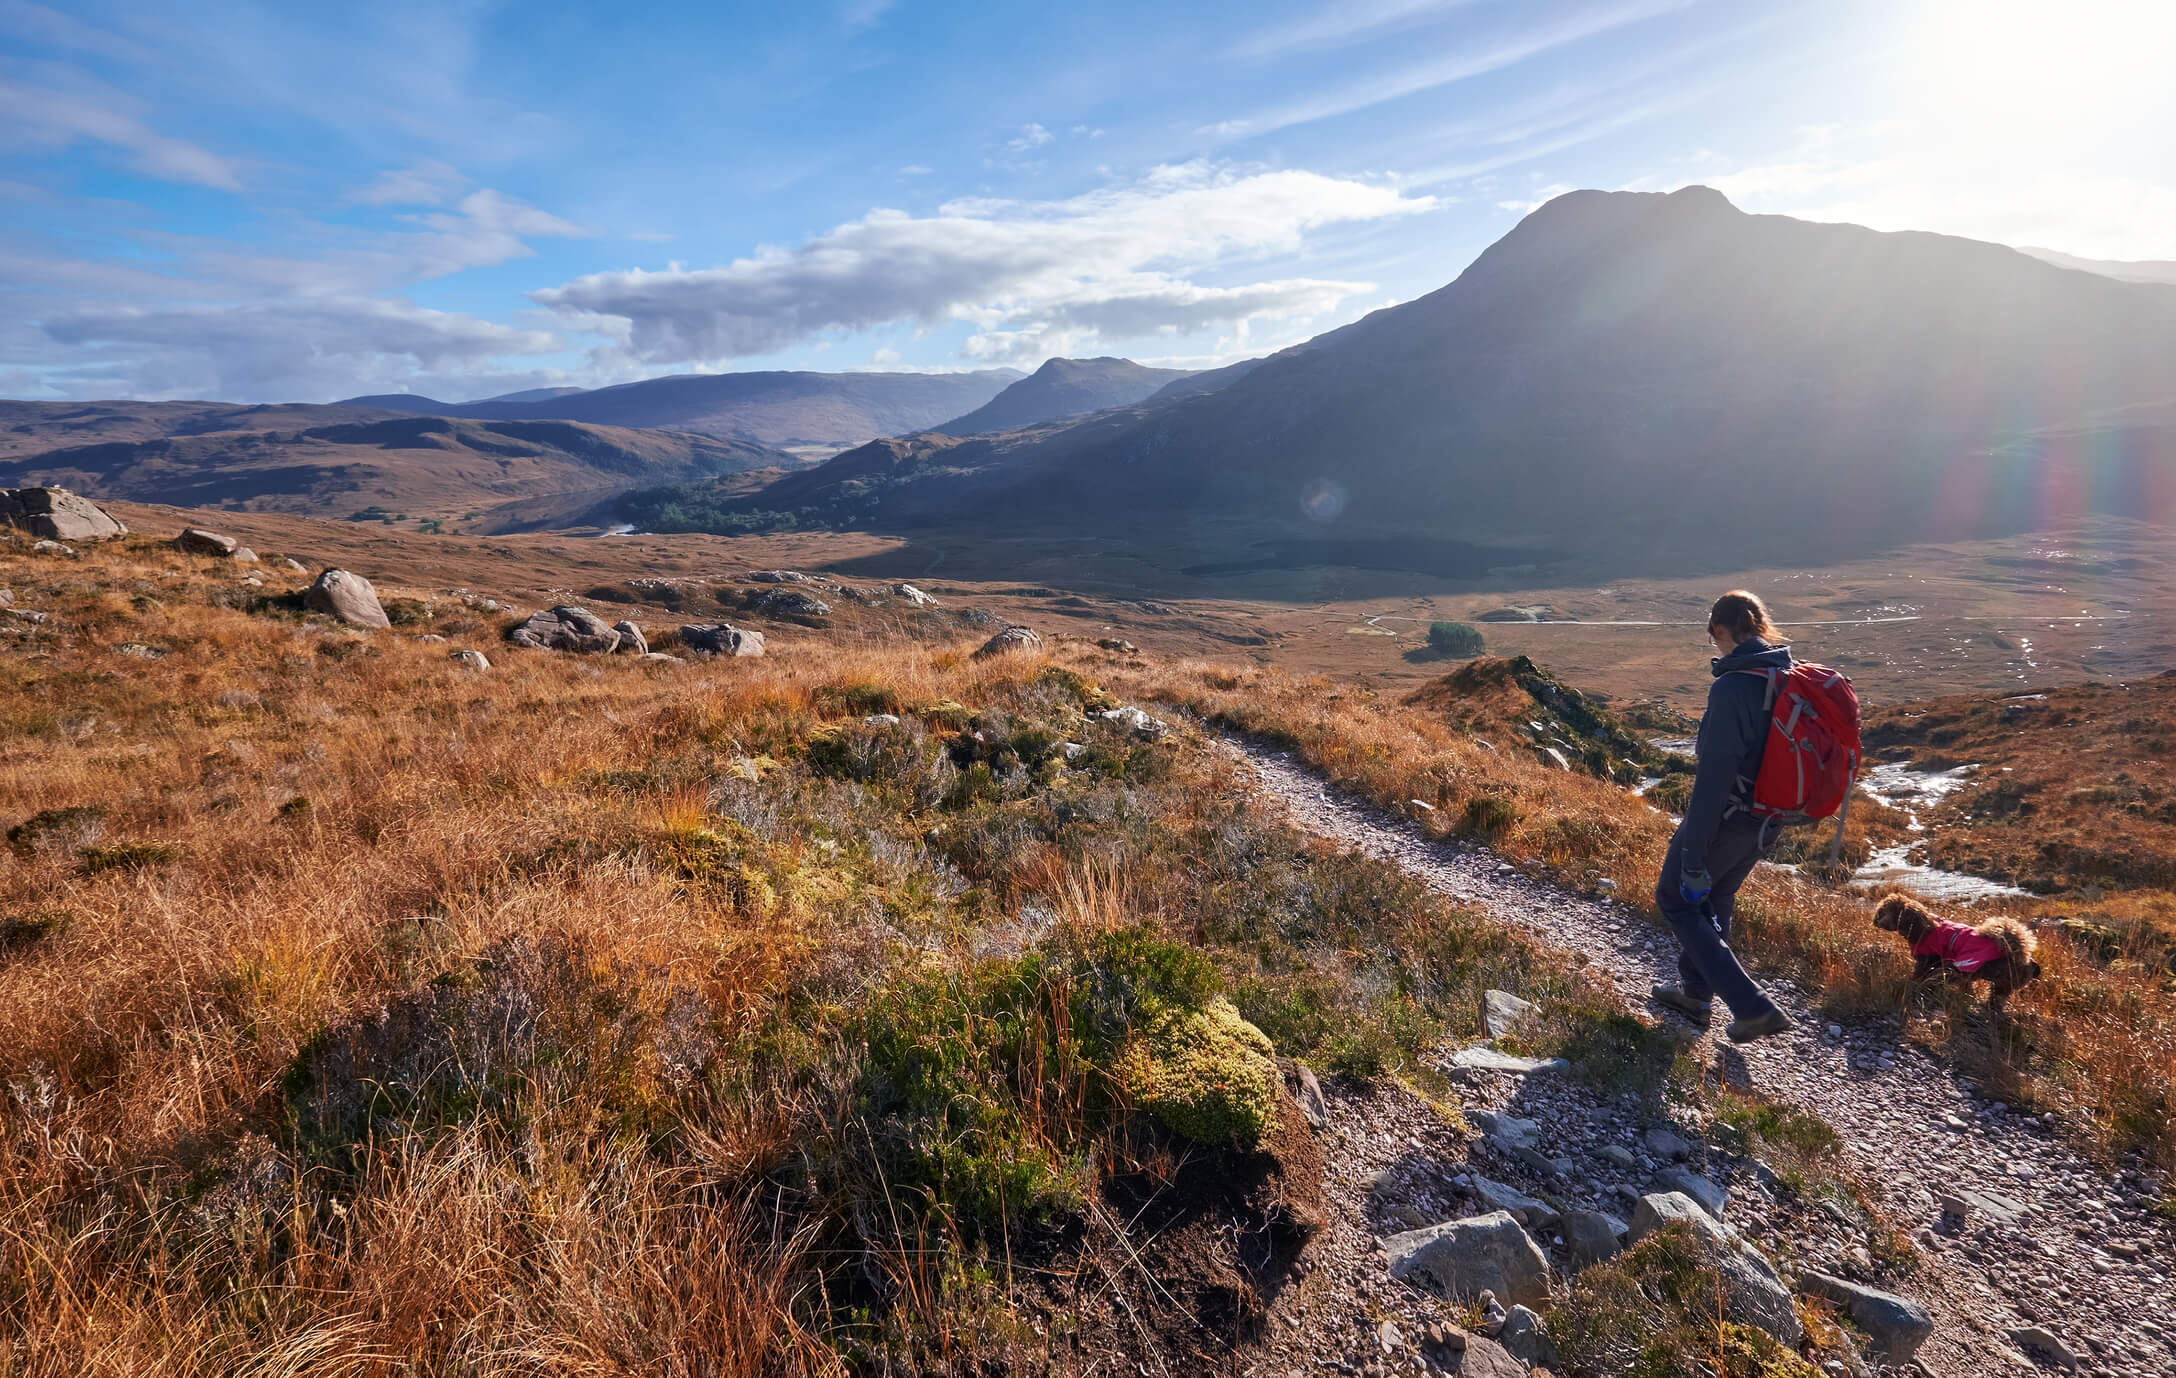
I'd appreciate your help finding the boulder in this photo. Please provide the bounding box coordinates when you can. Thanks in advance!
[1096,704,1167,737]
[507,606,620,653]
[281,557,309,574]
[31,539,74,555]
[1,487,126,542]
[1627,1192,1800,1346]
[1467,1175,1559,1230]
[1469,1110,1541,1151]
[746,569,812,583]
[974,626,1044,658]
[892,582,937,607]
[757,588,831,619]
[304,569,390,629]
[1643,1125,1694,1160]
[1796,1271,1934,1361]
[1654,1165,1726,1214]
[449,649,490,671]
[232,546,258,564]
[1560,1209,1628,1267]
[2007,1325,2079,1370]
[611,620,648,655]
[1384,1210,1549,1308]
[1482,989,1537,1039]
[1294,1064,1330,1130]
[176,528,238,557]
[679,623,764,657]
[1453,1336,1528,1378]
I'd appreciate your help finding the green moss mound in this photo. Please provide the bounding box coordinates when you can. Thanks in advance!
[1120,998,1280,1147]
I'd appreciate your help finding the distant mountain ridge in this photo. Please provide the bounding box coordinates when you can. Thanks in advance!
[335,368,1023,449]
[691,186,2176,576]
[934,357,1195,435]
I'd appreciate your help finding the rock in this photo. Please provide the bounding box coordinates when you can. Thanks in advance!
[1469,1111,1541,1151]
[1498,1305,1559,1369]
[611,620,647,655]
[1561,1209,1628,1266]
[1455,1336,1528,1378]
[233,548,258,564]
[1097,704,1168,738]
[1952,1187,2025,1226]
[1797,1271,1934,1361]
[215,690,262,711]
[506,606,620,653]
[31,539,74,555]
[1599,1144,1638,1169]
[1538,746,1572,771]
[757,588,830,618]
[282,557,308,574]
[1655,1166,1726,1214]
[304,569,391,629]
[449,649,490,671]
[746,569,812,583]
[1452,1046,1569,1075]
[1294,1064,1329,1130]
[2008,1326,2079,1370]
[1096,637,1137,653]
[1628,1192,1801,1346]
[176,528,238,557]
[1468,1175,1559,1230]
[1482,989,1537,1039]
[1376,1318,1403,1353]
[642,652,684,664]
[974,626,1044,658]
[0,487,125,542]
[4,608,47,624]
[1643,1126,1694,1160]
[678,622,764,657]
[892,582,937,607]
[1384,1210,1550,1308]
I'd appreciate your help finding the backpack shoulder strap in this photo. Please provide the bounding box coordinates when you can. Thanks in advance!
[1731,666,1783,712]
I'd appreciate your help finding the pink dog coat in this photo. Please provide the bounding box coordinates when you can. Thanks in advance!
[1911,920,2007,974]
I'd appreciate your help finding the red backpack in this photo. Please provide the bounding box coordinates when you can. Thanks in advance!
[1734,663,1862,866]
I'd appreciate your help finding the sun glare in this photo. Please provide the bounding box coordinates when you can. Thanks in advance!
[1919,0,2176,127]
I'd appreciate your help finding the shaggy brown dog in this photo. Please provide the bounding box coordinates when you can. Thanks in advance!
[1872,893,2042,1011]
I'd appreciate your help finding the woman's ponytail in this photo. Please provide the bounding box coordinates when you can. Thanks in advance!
[1708,590,1783,645]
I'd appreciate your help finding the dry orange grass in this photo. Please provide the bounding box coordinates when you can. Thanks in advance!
[1095,656,2176,1170]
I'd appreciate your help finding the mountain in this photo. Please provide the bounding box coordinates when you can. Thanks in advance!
[338,368,1023,450]
[933,357,1195,435]
[2021,247,2176,286]
[0,399,405,460]
[0,414,797,522]
[478,385,589,404]
[703,186,2176,576]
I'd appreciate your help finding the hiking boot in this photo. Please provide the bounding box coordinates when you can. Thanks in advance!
[1650,984,1713,1029]
[1726,1008,1795,1044]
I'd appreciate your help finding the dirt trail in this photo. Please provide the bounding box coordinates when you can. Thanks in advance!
[1228,741,2175,1378]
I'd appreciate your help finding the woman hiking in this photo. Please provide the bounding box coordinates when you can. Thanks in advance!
[1650,591,1796,1043]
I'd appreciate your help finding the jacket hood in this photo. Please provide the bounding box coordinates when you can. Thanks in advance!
[1711,636,1794,677]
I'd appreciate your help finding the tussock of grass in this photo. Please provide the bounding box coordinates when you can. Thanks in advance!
[1551,1227,1821,1378]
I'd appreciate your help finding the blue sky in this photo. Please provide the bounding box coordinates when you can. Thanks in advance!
[4,0,2172,402]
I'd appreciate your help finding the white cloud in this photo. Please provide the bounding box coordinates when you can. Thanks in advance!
[532,162,1434,365]
[1226,0,1482,62]
[0,72,240,190]
[350,160,468,206]
[898,163,933,176]
[842,0,893,32]
[1006,122,1055,152]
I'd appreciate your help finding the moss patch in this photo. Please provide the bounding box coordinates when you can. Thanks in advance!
[1120,998,1281,1147]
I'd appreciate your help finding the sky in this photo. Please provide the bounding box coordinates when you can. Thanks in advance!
[4,0,2174,403]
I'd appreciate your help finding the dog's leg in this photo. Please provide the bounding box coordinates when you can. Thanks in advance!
[1911,954,1942,986]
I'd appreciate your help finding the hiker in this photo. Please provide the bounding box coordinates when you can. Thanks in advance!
[1650,591,1797,1043]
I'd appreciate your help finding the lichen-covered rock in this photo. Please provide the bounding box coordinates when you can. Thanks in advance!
[1,487,125,542]
[975,626,1043,659]
[611,620,647,655]
[892,582,937,607]
[1796,1271,1933,1361]
[449,649,490,671]
[304,569,390,629]
[679,623,764,657]
[1119,998,1280,1146]
[756,588,831,619]
[1628,1191,1801,1346]
[176,528,238,557]
[507,606,620,653]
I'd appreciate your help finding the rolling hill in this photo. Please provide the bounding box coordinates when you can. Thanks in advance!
[0,400,405,461]
[932,356,1195,435]
[0,414,797,522]
[336,367,1022,450]
[688,186,2176,578]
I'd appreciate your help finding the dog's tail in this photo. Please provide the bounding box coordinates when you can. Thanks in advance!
[1980,916,2039,973]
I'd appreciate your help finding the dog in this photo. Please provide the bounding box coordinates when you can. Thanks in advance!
[1872,893,2042,1012]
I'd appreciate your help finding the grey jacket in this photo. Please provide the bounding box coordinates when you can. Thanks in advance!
[1675,637,1793,874]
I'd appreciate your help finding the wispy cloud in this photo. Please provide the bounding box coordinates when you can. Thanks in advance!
[1226,0,1483,62]
[350,160,468,206]
[533,162,1434,365]
[1006,122,1055,152]
[0,71,241,189]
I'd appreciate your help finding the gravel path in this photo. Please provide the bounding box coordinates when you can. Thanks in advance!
[1229,741,2175,1378]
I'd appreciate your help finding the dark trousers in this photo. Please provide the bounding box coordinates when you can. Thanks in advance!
[1654,814,1778,1019]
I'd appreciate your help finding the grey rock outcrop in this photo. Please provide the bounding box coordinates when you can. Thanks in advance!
[757,588,831,619]
[892,582,937,607]
[1453,1335,1528,1378]
[1294,1065,1329,1130]
[449,649,490,671]
[611,620,648,655]
[304,569,390,629]
[1384,1210,1549,1307]
[1643,1126,1694,1160]
[1561,1209,1628,1267]
[176,528,238,557]
[1627,1191,1800,1346]
[1,487,125,542]
[1469,1110,1540,1151]
[679,623,764,657]
[507,606,620,653]
[1797,1270,1934,1361]
[1466,1175,1558,1230]
[1497,1305,1558,1369]
[1451,1046,1569,1075]
[232,546,258,563]
[1654,1165,1726,1214]
[974,626,1044,658]
[1482,989,1536,1039]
